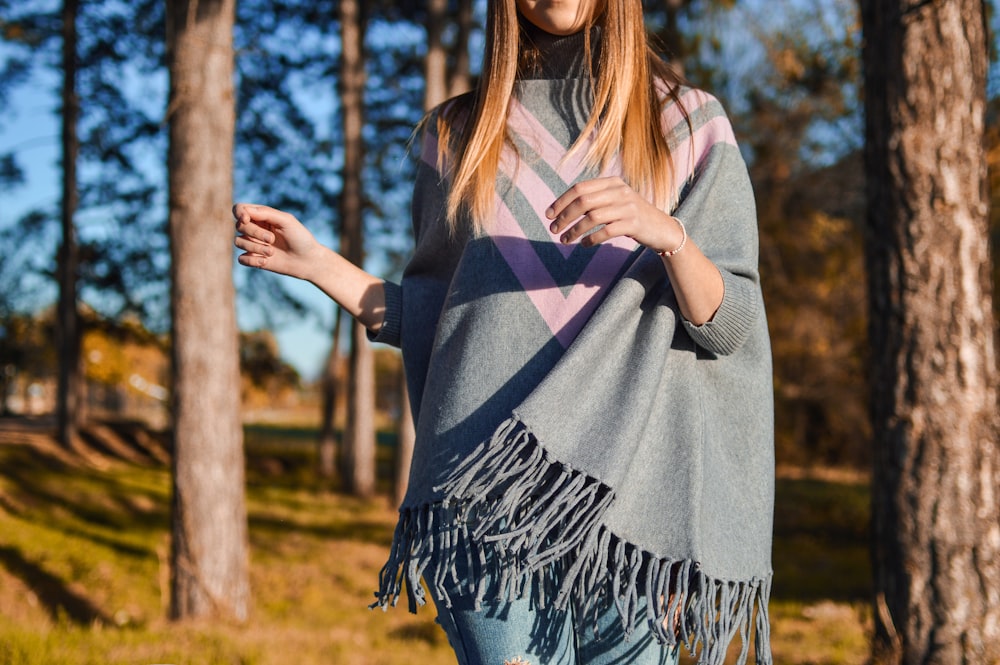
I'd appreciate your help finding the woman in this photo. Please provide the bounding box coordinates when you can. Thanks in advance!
[234,1,774,664]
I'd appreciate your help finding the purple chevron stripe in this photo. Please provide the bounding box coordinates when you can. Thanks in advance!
[415,88,735,349]
[507,99,592,182]
[499,157,577,258]
[493,196,637,348]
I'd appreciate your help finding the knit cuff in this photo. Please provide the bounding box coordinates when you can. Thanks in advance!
[682,270,759,356]
[367,280,402,348]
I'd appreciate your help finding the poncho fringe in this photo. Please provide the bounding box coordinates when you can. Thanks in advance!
[372,417,773,665]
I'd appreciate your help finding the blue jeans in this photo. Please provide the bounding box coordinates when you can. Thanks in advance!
[430,585,679,665]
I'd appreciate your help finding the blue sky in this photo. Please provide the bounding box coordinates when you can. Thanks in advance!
[2,79,340,379]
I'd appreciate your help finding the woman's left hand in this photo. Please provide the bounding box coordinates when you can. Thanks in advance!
[549,176,725,325]
[545,176,683,255]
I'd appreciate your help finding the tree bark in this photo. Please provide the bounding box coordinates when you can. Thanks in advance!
[861,0,1000,662]
[56,0,83,449]
[339,0,376,498]
[166,0,249,621]
[394,367,415,507]
[317,306,343,479]
[424,0,448,110]
[449,0,472,97]
[657,0,691,75]
[425,0,472,102]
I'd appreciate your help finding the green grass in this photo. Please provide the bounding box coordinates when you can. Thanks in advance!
[0,418,872,664]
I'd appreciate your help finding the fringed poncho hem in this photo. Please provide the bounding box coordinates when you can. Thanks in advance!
[372,417,773,665]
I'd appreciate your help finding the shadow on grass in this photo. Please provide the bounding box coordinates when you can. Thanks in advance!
[0,545,110,626]
[0,446,167,559]
[388,619,446,645]
[771,477,871,604]
[248,514,394,550]
[76,421,171,467]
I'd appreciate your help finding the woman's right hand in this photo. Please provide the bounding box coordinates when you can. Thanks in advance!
[233,203,324,282]
[233,202,388,333]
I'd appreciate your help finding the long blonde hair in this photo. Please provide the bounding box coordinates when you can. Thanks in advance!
[437,0,686,233]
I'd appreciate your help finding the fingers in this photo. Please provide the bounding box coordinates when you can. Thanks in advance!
[234,220,275,247]
[233,203,282,246]
[546,178,640,246]
[545,178,615,229]
[232,203,278,268]
[234,234,274,258]
[232,202,299,240]
[236,252,270,269]
[234,226,276,270]
[233,202,286,225]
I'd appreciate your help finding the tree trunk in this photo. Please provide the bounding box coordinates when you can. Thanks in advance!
[424,0,448,111]
[426,0,472,103]
[393,367,415,507]
[448,0,473,97]
[166,0,249,621]
[658,0,690,75]
[56,0,82,449]
[339,0,376,498]
[861,0,1000,662]
[343,318,376,497]
[317,306,343,479]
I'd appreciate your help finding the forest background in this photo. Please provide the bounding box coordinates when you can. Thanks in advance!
[8,0,994,465]
[0,0,998,663]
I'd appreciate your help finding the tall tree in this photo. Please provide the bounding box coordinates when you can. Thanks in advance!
[861,0,1000,662]
[317,307,343,480]
[166,0,249,620]
[1,0,170,335]
[654,0,692,69]
[394,371,415,506]
[339,0,376,498]
[55,0,82,448]
[424,0,449,109]
[449,0,473,97]
[424,0,472,104]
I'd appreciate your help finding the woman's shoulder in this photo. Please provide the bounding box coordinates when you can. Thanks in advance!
[413,90,476,175]
[654,81,736,144]
[421,90,477,138]
[655,81,728,120]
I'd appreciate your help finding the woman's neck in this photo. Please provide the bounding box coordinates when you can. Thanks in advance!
[518,17,600,80]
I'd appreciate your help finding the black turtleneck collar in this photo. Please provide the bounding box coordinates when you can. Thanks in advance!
[517,15,601,80]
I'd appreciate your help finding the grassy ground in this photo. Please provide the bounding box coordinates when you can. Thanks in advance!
[0,417,871,664]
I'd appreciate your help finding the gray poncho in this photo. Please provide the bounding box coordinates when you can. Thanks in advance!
[370,70,774,665]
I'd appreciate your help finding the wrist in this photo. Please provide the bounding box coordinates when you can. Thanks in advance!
[298,243,337,284]
[656,217,687,257]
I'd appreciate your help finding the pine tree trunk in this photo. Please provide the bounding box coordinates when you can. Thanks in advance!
[317,306,343,480]
[394,369,415,507]
[448,0,473,97]
[424,0,448,110]
[861,0,1000,662]
[56,0,82,449]
[657,0,690,74]
[343,319,376,497]
[339,0,376,498]
[166,0,249,621]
